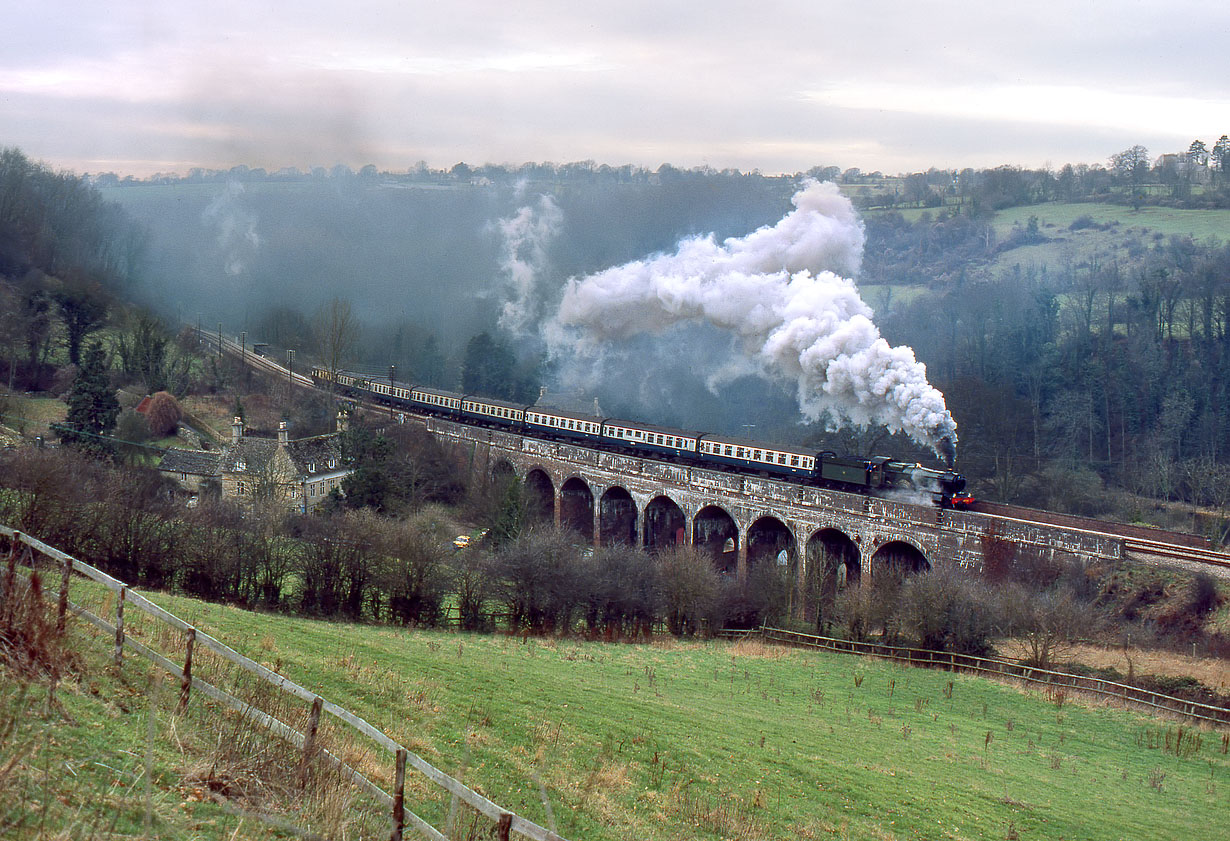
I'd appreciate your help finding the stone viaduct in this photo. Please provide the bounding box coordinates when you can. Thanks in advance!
[426,417,1123,587]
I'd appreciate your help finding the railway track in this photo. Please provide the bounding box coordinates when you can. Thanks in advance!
[1122,537,1230,570]
[971,500,1230,572]
[201,328,1230,573]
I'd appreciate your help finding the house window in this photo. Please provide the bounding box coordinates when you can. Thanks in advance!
[308,463,316,473]
[237,481,247,495]
[180,472,188,481]
[328,458,335,469]
[236,460,246,471]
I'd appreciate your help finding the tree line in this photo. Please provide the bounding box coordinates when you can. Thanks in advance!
[9,443,1225,676]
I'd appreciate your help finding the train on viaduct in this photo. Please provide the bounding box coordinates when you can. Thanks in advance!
[424,415,1127,586]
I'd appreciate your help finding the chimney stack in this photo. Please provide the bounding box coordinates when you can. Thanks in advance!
[278,420,289,446]
[231,417,244,444]
[336,408,348,433]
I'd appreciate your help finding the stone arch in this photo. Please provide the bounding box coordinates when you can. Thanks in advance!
[599,486,637,546]
[693,505,739,575]
[806,527,861,591]
[491,457,516,482]
[747,516,797,570]
[805,527,861,628]
[560,476,594,541]
[870,540,931,577]
[524,468,555,525]
[643,495,687,553]
[747,515,802,620]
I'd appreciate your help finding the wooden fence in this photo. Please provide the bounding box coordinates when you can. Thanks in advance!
[0,526,568,841]
[737,625,1230,727]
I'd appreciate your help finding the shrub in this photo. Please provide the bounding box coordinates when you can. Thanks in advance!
[895,566,1002,655]
[115,408,151,444]
[490,527,588,634]
[580,546,659,640]
[1187,572,1221,616]
[1004,583,1096,668]
[381,510,452,627]
[656,546,724,636]
[145,390,182,436]
[724,561,793,629]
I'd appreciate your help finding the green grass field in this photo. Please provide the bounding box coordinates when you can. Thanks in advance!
[28,582,1224,841]
[986,202,1229,279]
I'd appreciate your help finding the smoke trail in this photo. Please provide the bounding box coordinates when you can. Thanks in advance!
[543,180,958,460]
[201,180,260,276]
[495,194,562,334]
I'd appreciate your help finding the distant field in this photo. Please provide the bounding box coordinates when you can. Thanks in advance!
[990,202,1230,279]
[74,587,1229,841]
[994,202,1230,243]
[0,394,66,436]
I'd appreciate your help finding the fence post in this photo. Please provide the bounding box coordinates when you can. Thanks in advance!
[391,748,407,841]
[1,532,17,629]
[496,812,513,840]
[56,551,72,635]
[178,628,196,712]
[114,586,126,669]
[299,696,324,788]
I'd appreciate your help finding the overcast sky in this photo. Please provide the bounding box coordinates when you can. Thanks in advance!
[6,1,1229,177]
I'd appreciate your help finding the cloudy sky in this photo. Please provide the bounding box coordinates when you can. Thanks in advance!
[6,1,1229,177]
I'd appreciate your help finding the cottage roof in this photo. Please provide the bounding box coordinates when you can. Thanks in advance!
[223,436,280,473]
[159,447,222,476]
[284,434,344,475]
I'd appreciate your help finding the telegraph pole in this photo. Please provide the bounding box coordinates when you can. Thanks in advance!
[389,364,396,418]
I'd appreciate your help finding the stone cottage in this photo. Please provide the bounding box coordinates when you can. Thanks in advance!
[159,412,351,513]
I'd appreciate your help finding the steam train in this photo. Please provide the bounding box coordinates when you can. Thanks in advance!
[312,366,972,508]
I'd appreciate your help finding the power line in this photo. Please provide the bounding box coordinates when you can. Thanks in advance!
[0,409,191,455]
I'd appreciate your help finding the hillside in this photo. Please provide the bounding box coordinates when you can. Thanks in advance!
[6,577,1225,841]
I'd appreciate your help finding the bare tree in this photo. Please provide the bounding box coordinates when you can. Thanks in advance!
[313,297,358,390]
[1004,584,1095,669]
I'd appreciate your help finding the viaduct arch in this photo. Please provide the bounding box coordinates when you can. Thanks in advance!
[447,417,1124,596]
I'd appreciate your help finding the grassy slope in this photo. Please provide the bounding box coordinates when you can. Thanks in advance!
[863,202,1230,282]
[62,586,1227,841]
[1,634,306,840]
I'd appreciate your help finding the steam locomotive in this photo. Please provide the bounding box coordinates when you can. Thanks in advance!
[312,366,972,508]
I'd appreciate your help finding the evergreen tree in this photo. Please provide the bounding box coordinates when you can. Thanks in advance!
[460,331,516,398]
[59,340,119,457]
[418,333,445,386]
[339,424,396,511]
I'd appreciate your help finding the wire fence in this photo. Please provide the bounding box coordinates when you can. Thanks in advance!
[727,625,1230,727]
[1,525,568,841]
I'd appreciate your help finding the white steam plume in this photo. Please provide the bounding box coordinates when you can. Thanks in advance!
[495,194,562,334]
[201,181,260,276]
[543,180,958,461]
